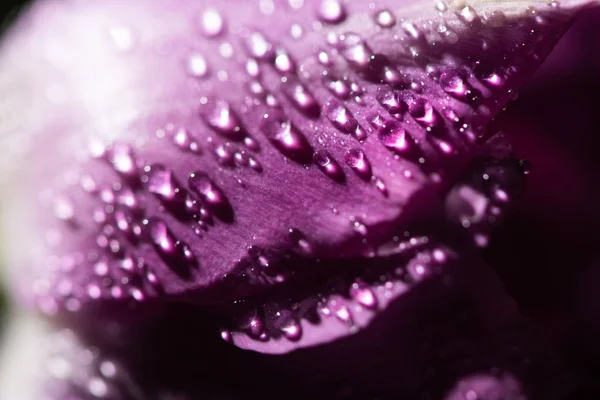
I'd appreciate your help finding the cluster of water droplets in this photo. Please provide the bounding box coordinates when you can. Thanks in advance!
[224,239,452,344]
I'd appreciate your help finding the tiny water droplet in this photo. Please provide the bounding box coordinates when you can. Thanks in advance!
[373,176,388,196]
[313,150,345,182]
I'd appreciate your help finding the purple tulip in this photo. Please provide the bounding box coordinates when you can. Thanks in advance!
[0,0,597,398]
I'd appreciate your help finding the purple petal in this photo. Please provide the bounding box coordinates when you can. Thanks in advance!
[0,0,588,311]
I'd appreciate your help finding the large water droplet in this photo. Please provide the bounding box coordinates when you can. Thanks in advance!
[199,99,245,140]
[260,111,313,164]
[317,0,346,24]
[344,149,372,180]
[313,150,345,183]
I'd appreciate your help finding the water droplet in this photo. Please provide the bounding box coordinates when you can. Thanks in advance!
[374,9,396,28]
[282,80,319,117]
[350,282,377,309]
[244,32,274,60]
[324,100,359,134]
[401,21,422,40]
[519,159,532,175]
[378,123,416,156]
[290,24,303,39]
[201,9,224,37]
[281,319,302,341]
[325,76,351,99]
[188,172,233,222]
[147,218,197,276]
[318,50,331,65]
[440,71,467,96]
[317,0,346,24]
[116,187,140,210]
[334,305,353,324]
[407,97,437,126]
[186,53,209,78]
[378,90,404,115]
[220,330,233,343]
[53,196,74,221]
[339,33,373,70]
[313,150,345,182]
[274,49,296,73]
[246,58,261,77]
[213,144,235,166]
[459,6,478,24]
[344,149,372,180]
[107,144,138,179]
[260,111,313,164]
[146,164,183,203]
[373,176,388,196]
[487,10,506,28]
[199,100,245,140]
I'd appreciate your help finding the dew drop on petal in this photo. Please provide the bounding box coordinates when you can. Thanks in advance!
[317,0,346,24]
[201,9,224,37]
